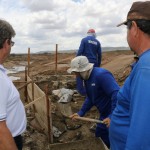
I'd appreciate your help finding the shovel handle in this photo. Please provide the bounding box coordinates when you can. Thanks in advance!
[74,116,104,124]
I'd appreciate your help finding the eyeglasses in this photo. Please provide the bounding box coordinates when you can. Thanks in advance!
[11,41,15,47]
[7,39,15,47]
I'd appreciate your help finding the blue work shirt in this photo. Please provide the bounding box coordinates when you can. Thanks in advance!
[76,35,101,67]
[110,49,150,150]
[77,67,119,129]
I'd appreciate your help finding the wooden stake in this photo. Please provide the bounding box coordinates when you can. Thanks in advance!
[24,67,28,102]
[55,44,58,74]
[45,85,53,143]
[28,48,30,76]
[32,77,36,113]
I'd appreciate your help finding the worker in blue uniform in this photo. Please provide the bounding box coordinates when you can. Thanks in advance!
[76,29,101,96]
[109,1,150,150]
[67,56,119,148]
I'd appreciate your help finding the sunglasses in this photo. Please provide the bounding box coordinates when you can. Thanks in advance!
[125,19,150,30]
[125,20,133,29]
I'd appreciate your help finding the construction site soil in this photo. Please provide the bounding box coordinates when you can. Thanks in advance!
[4,50,134,150]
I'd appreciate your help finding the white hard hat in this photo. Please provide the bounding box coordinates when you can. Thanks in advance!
[67,56,94,74]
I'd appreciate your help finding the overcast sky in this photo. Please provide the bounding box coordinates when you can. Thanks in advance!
[0,0,144,53]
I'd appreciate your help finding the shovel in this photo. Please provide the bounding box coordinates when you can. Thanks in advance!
[58,103,104,124]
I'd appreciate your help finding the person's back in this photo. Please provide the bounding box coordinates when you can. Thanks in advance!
[76,29,101,96]
[85,67,117,112]
[77,29,101,67]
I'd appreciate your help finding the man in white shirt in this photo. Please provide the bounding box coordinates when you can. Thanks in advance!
[0,19,26,150]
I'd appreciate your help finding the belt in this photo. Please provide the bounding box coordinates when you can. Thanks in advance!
[14,134,22,140]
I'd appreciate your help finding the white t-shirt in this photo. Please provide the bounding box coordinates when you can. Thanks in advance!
[0,65,26,137]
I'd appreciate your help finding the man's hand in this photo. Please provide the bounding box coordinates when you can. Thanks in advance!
[103,118,111,128]
[69,113,79,121]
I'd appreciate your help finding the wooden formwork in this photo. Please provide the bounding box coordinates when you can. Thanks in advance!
[14,75,53,143]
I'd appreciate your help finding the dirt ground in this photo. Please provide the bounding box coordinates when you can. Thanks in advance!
[4,50,135,150]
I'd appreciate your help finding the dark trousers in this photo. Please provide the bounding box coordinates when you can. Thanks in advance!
[14,135,23,150]
[95,123,110,149]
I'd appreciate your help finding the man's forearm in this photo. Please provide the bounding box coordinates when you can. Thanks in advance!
[0,121,17,150]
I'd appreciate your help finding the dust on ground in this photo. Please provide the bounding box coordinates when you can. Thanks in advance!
[4,50,134,150]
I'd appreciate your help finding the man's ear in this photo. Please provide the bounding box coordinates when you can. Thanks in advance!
[7,39,11,45]
[131,21,139,37]
[3,39,10,48]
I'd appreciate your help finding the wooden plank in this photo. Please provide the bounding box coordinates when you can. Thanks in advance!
[49,137,108,150]
[17,81,32,91]
[25,95,45,108]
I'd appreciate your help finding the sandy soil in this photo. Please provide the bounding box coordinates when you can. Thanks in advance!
[4,50,135,150]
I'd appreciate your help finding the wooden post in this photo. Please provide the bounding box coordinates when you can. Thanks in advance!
[45,85,53,143]
[32,78,34,102]
[55,44,58,74]
[28,48,30,76]
[24,67,28,103]
[32,77,36,113]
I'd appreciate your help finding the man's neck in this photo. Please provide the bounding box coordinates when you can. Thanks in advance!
[136,34,150,56]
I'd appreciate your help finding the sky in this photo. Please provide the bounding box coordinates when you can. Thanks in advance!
[0,0,145,53]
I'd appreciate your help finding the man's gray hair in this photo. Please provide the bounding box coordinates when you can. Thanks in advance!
[0,19,16,48]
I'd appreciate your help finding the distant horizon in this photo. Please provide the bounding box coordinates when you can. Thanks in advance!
[11,46,130,54]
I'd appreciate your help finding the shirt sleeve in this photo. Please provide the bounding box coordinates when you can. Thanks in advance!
[97,42,102,66]
[97,71,120,118]
[77,97,93,117]
[125,68,150,149]
[0,78,9,121]
[76,39,85,56]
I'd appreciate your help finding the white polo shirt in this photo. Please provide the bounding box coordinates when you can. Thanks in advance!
[0,65,26,137]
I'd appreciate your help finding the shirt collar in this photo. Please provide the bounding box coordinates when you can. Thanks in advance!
[139,49,150,58]
[0,64,7,73]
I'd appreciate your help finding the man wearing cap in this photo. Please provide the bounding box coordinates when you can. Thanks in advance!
[109,1,150,150]
[76,29,101,96]
[68,56,119,148]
